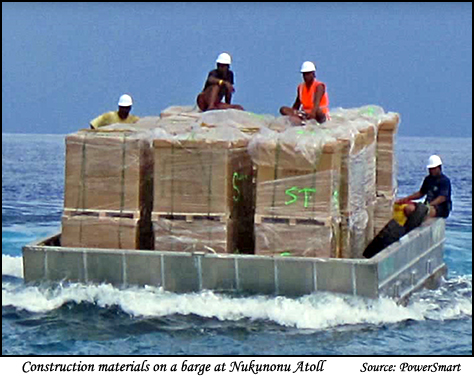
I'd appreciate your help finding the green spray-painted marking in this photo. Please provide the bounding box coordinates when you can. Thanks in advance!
[332,189,340,211]
[233,172,249,202]
[280,252,292,256]
[296,130,318,136]
[361,106,375,117]
[299,188,317,208]
[285,186,299,205]
[285,186,317,208]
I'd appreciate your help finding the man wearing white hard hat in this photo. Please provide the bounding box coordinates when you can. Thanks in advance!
[90,94,139,129]
[196,53,244,112]
[280,61,329,124]
[396,155,452,218]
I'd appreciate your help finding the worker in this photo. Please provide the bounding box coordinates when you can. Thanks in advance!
[196,52,244,112]
[396,155,452,218]
[89,94,139,129]
[280,61,329,124]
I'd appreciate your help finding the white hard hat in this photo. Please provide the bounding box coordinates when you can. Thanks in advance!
[427,155,442,168]
[216,52,232,65]
[118,94,133,107]
[300,61,316,73]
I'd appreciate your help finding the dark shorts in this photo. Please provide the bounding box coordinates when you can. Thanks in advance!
[433,204,450,218]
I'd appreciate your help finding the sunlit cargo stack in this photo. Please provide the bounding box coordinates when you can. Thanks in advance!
[61,123,155,250]
[59,105,400,259]
[151,123,254,254]
[249,128,343,258]
[321,112,377,258]
[374,112,400,235]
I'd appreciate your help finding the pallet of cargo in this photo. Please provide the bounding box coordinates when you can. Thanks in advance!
[152,211,235,254]
[254,213,340,258]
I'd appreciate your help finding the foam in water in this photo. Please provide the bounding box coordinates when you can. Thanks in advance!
[2,255,23,278]
[2,274,471,330]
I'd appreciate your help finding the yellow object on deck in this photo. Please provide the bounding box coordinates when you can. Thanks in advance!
[393,204,408,226]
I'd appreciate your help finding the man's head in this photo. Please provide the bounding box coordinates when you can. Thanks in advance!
[117,94,133,118]
[216,52,231,74]
[426,155,442,176]
[300,61,316,85]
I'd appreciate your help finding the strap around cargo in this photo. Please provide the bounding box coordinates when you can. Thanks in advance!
[120,133,127,214]
[271,140,281,212]
[78,135,87,210]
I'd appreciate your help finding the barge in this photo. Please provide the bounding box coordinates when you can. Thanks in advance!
[22,218,446,304]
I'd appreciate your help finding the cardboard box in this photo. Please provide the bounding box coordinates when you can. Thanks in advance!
[152,214,237,254]
[374,193,396,236]
[64,131,153,214]
[376,130,398,195]
[254,216,340,258]
[340,204,374,259]
[153,139,254,217]
[339,125,377,214]
[61,214,140,250]
[254,140,342,220]
[376,113,399,195]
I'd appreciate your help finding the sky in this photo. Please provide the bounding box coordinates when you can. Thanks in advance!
[2,2,472,137]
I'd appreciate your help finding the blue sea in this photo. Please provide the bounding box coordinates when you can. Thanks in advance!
[2,133,472,355]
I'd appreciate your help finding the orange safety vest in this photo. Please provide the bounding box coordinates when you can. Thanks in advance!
[298,80,329,115]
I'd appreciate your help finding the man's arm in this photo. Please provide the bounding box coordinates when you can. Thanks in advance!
[428,195,447,206]
[396,191,424,204]
[308,84,325,118]
[292,90,301,110]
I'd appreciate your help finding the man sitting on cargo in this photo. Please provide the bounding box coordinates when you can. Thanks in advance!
[396,155,452,218]
[89,94,139,129]
[196,53,244,112]
[280,61,329,125]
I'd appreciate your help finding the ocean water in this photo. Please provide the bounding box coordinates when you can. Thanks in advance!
[2,133,471,356]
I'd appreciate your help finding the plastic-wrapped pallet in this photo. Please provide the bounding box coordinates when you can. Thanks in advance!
[374,194,396,236]
[332,106,400,241]
[376,112,399,196]
[318,115,378,258]
[152,126,255,254]
[200,109,278,135]
[61,214,140,250]
[153,214,233,254]
[254,216,340,258]
[249,126,342,258]
[62,125,156,250]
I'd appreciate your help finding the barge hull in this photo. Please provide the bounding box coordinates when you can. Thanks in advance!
[22,218,446,302]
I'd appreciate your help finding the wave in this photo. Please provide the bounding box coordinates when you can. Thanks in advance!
[2,273,471,330]
[2,255,23,278]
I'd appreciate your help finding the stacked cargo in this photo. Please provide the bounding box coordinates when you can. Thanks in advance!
[60,105,399,259]
[374,113,400,236]
[61,125,154,250]
[249,127,342,258]
[151,126,254,254]
[322,116,377,259]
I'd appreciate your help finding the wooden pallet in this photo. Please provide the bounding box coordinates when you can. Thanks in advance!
[254,214,334,227]
[63,208,140,219]
[151,212,228,223]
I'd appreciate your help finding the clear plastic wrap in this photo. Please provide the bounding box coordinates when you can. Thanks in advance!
[62,127,158,249]
[376,112,400,195]
[64,129,154,213]
[255,217,339,258]
[153,215,234,254]
[61,214,140,250]
[249,126,341,221]
[152,125,254,254]
[61,104,398,258]
[374,193,397,237]
[160,105,202,120]
[200,109,276,135]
